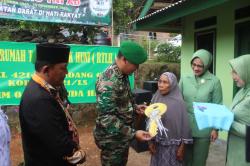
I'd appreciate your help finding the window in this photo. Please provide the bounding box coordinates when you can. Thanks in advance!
[235,5,250,20]
[195,16,216,29]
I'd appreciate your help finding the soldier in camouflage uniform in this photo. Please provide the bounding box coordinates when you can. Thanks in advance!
[94,41,152,166]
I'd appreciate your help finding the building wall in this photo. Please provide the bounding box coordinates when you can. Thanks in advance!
[181,0,250,106]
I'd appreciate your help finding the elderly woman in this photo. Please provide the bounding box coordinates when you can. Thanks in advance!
[149,72,192,166]
[226,54,250,166]
[179,49,223,166]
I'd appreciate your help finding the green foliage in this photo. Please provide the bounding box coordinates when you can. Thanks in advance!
[113,0,133,34]
[138,38,161,58]
[0,27,11,40]
[113,0,144,34]
[0,0,144,40]
[155,43,181,63]
[136,63,180,88]
[0,19,100,42]
[150,40,159,52]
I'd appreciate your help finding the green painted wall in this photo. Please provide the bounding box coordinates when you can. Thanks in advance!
[181,0,250,107]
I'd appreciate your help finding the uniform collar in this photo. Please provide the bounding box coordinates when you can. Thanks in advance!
[113,62,125,79]
[32,73,58,96]
[194,70,213,80]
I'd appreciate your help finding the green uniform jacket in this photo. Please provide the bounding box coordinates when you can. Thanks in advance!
[179,71,222,137]
[179,51,223,138]
[226,54,250,166]
[93,63,136,148]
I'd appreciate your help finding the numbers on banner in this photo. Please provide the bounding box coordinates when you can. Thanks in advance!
[11,72,32,79]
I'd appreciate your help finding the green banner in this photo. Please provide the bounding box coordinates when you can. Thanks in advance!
[0,42,134,105]
[0,0,111,25]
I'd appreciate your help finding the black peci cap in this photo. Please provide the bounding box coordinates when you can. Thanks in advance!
[36,43,70,64]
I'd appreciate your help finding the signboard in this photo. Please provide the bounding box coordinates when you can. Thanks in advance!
[0,0,112,26]
[0,41,135,105]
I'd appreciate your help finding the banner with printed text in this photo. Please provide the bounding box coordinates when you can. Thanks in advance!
[0,0,112,25]
[0,41,135,105]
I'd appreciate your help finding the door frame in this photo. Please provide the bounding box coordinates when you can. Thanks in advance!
[194,29,216,74]
[234,21,250,95]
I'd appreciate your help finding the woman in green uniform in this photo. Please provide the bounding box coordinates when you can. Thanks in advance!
[226,54,250,166]
[179,49,223,166]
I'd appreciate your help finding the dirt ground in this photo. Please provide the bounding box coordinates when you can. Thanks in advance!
[10,123,226,166]
[10,123,102,166]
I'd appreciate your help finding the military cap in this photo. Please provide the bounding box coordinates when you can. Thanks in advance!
[35,43,70,64]
[120,40,148,64]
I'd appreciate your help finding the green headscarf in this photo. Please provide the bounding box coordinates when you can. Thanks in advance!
[191,49,212,72]
[229,54,250,86]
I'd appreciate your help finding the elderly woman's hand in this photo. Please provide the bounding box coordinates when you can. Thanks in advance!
[210,129,218,142]
[176,143,185,161]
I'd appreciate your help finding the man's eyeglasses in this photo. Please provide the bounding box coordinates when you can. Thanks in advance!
[191,63,204,69]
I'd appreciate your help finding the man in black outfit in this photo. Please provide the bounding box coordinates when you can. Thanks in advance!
[19,43,85,166]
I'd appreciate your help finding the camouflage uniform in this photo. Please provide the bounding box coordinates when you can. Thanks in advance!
[94,63,136,166]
